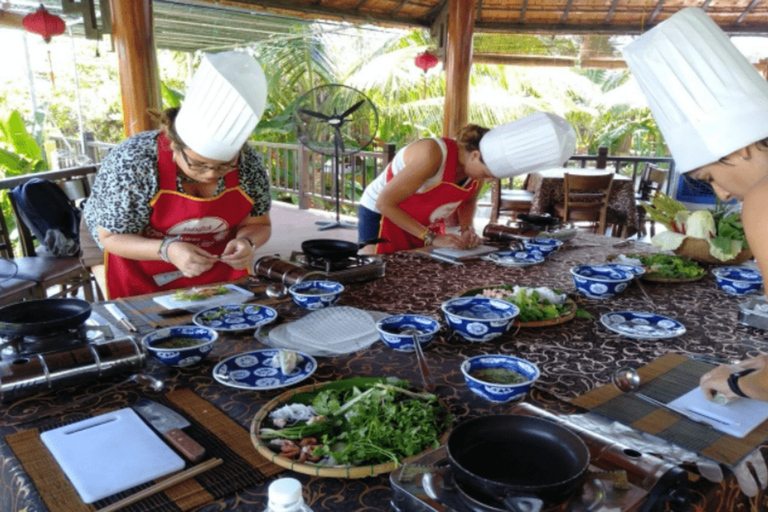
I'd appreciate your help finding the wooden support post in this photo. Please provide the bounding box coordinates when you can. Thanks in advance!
[110,0,161,137]
[596,146,608,169]
[442,0,478,138]
[297,144,311,210]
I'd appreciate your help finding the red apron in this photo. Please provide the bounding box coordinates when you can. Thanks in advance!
[375,138,478,254]
[105,133,254,299]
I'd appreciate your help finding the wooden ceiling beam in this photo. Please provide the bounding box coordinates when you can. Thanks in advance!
[390,0,409,16]
[474,21,768,36]
[519,0,528,23]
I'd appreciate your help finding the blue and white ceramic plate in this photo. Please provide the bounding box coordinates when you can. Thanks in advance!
[212,349,317,390]
[600,311,686,340]
[193,303,278,332]
[486,250,545,267]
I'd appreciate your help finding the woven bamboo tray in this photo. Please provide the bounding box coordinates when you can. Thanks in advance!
[250,380,450,478]
[605,254,706,283]
[458,285,577,328]
[674,237,752,265]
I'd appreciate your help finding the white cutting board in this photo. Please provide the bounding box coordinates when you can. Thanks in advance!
[40,408,186,504]
[152,284,254,313]
[669,388,768,438]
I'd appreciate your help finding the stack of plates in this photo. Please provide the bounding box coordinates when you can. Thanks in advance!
[261,306,388,356]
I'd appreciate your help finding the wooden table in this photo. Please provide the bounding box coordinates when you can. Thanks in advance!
[526,168,639,236]
[2,233,768,511]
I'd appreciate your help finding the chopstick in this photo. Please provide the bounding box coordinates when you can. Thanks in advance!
[413,341,435,392]
[96,458,223,512]
[118,317,138,333]
[635,279,656,305]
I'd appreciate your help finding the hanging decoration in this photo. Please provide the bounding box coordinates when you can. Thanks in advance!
[22,5,66,88]
[414,51,439,99]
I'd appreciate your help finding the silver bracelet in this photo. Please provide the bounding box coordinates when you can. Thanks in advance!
[158,235,182,263]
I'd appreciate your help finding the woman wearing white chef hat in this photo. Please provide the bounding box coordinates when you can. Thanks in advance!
[623,7,768,402]
[358,112,577,254]
[82,51,271,299]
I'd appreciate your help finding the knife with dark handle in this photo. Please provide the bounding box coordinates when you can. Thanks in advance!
[132,399,206,463]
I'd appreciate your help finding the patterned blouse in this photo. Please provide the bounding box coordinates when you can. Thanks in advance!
[82,131,271,250]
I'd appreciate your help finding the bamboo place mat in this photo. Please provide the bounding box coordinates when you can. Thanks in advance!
[6,389,283,512]
[572,353,768,467]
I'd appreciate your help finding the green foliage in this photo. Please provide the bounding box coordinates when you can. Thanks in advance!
[161,82,184,109]
[0,110,46,176]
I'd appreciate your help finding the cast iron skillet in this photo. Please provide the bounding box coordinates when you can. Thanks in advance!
[517,214,560,227]
[302,238,388,261]
[0,298,92,337]
[446,415,590,512]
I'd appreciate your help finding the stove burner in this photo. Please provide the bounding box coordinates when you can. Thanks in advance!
[1,325,106,360]
[304,254,368,272]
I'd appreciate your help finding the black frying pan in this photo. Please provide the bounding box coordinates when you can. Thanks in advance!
[446,415,590,512]
[302,238,388,261]
[0,298,92,337]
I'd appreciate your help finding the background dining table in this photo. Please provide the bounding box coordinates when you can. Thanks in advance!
[526,168,639,237]
[1,232,768,511]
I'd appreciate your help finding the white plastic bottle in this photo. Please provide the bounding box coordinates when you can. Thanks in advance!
[264,477,313,512]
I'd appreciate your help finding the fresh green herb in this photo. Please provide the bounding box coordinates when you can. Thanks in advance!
[174,285,228,301]
[475,287,571,322]
[469,367,526,384]
[575,309,594,319]
[627,253,705,279]
[259,381,450,467]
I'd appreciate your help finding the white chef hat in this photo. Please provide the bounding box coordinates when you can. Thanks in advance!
[622,7,768,173]
[176,51,267,161]
[479,112,577,178]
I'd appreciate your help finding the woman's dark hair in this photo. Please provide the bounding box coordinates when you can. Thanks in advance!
[456,124,491,153]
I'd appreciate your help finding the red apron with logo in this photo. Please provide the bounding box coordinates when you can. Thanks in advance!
[375,138,478,254]
[105,133,254,299]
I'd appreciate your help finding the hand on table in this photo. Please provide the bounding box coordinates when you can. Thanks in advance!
[220,237,254,270]
[459,229,481,249]
[431,233,464,248]
[167,242,219,278]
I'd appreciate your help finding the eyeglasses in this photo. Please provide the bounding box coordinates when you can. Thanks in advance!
[179,148,239,174]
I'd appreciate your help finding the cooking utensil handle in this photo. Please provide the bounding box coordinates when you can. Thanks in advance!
[413,341,435,392]
[164,428,206,463]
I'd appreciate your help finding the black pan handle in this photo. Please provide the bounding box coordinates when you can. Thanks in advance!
[358,238,389,248]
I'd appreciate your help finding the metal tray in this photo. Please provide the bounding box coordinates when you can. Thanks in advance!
[738,296,768,330]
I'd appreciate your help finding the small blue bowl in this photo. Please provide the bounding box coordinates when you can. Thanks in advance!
[376,315,440,352]
[441,297,520,342]
[571,264,634,299]
[461,354,540,403]
[142,325,218,367]
[712,266,763,296]
[288,280,344,309]
[522,238,563,257]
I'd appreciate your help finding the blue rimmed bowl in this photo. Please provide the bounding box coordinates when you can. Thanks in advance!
[461,354,540,403]
[376,314,440,352]
[440,296,519,342]
[288,280,344,309]
[712,266,763,296]
[522,237,563,257]
[142,325,218,367]
[571,264,634,299]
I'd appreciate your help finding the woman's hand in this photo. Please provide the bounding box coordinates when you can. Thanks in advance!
[431,233,464,248]
[166,242,219,278]
[700,364,742,402]
[220,237,254,270]
[459,228,481,249]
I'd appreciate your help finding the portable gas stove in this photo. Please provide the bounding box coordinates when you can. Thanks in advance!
[391,403,689,512]
[253,253,385,285]
[0,324,106,361]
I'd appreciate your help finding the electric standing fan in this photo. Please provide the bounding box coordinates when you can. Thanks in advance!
[293,84,379,230]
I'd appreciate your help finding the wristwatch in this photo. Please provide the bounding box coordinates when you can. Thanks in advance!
[727,368,757,398]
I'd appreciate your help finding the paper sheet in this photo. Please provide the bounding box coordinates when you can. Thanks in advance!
[432,245,498,259]
[669,387,768,438]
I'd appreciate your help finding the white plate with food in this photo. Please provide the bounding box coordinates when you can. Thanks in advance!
[152,284,254,313]
[213,348,316,391]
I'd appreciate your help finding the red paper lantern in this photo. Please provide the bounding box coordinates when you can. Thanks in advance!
[414,51,439,72]
[23,4,66,43]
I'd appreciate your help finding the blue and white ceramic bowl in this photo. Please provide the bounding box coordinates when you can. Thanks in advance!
[143,325,218,367]
[603,263,645,277]
[376,314,440,352]
[288,280,344,309]
[487,250,544,267]
[712,266,763,296]
[522,237,563,257]
[571,264,634,299]
[461,354,540,403]
[440,296,519,342]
